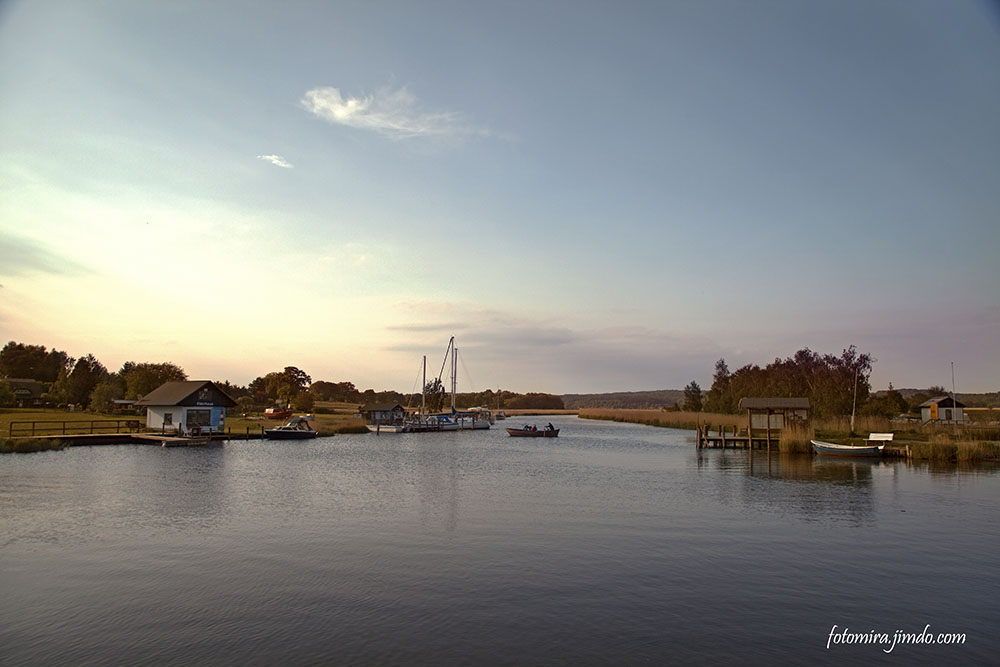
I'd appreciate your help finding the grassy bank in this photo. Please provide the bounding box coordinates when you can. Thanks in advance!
[1,438,68,454]
[224,413,368,436]
[579,409,740,431]
[579,409,1000,462]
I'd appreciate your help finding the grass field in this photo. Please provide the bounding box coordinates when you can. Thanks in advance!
[0,407,368,439]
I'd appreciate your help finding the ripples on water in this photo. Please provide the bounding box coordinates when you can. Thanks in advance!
[1,416,997,665]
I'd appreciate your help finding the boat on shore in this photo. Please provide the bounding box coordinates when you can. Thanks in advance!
[265,416,319,440]
[264,407,293,421]
[507,425,559,438]
[811,440,884,457]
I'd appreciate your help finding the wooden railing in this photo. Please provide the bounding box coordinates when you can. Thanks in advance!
[8,420,142,438]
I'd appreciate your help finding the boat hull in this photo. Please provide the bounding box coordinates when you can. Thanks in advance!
[366,424,409,433]
[506,428,559,438]
[811,440,884,457]
[265,429,319,440]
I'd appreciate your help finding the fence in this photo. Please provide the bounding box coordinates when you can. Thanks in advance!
[8,420,142,438]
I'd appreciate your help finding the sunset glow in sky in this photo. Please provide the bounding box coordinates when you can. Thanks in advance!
[1,1,997,393]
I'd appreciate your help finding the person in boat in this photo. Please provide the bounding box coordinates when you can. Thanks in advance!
[546,423,554,431]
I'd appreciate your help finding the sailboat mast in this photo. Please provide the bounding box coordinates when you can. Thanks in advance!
[421,355,426,415]
[451,342,457,412]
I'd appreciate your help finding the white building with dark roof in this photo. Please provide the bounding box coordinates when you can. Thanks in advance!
[919,396,968,424]
[136,380,238,434]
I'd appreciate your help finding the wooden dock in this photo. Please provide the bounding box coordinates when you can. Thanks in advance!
[696,425,912,458]
[22,429,267,447]
[697,425,777,450]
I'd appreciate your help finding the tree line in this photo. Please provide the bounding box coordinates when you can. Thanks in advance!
[679,346,956,418]
[0,341,565,413]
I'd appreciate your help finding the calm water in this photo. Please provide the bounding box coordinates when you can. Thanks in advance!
[2,416,998,665]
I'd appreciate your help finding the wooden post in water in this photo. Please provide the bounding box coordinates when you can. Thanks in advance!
[747,410,753,450]
[766,409,771,455]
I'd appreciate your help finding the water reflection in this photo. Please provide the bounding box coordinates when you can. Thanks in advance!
[696,450,883,524]
[2,417,998,666]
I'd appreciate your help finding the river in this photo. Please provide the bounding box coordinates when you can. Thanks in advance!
[2,415,997,665]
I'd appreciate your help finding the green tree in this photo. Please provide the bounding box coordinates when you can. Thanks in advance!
[505,393,565,410]
[0,380,15,407]
[423,378,446,412]
[293,392,315,412]
[121,362,187,399]
[281,366,311,392]
[249,367,312,401]
[58,354,108,408]
[683,381,703,412]
[309,381,337,401]
[704,359,735,413]
[0,341,73,382]
[237,396,255,415]
[89,379,124,413]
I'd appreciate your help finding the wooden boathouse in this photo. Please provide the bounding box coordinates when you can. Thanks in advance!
[697,397,810,450]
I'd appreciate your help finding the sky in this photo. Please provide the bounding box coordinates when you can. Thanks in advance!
[1,0,998,394]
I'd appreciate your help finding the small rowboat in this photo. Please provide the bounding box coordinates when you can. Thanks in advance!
[506,426,559,438]
[811,440,884,457]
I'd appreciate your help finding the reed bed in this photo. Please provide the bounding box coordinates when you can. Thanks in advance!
[777,422,815,454]
[1,438,68,454]
[809,415,894,435]
[330,421,370,434]
[578,409,741,431]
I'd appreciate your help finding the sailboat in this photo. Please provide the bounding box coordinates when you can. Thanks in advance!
[409,337,491,431]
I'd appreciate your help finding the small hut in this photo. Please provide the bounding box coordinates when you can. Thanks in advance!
[362,403,406,426]
[919,396,967,424]
[738,397,810,436]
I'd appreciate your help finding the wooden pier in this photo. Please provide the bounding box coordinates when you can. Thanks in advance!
[697,425,912,458]
[697,424,778,450]
[18,426,267,448]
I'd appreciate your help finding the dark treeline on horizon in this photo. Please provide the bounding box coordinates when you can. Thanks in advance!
[0,341,565,412]
[2,341,995,415]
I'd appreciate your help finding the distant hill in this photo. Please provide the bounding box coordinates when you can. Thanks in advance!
[562,389,684,409]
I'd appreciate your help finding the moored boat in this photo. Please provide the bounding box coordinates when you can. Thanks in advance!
[811,440,884,457]
[265,416,319,440]
[507,425,559,438]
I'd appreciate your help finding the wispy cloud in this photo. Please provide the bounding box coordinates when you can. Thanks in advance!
[301,86,485,139]
[257,154,293,169]
[380,309,726,392]
[0,231,90,277]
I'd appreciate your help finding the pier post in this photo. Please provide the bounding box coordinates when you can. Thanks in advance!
[766,410,771,453]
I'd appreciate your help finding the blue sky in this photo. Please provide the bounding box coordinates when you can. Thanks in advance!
[1,0,997,393]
